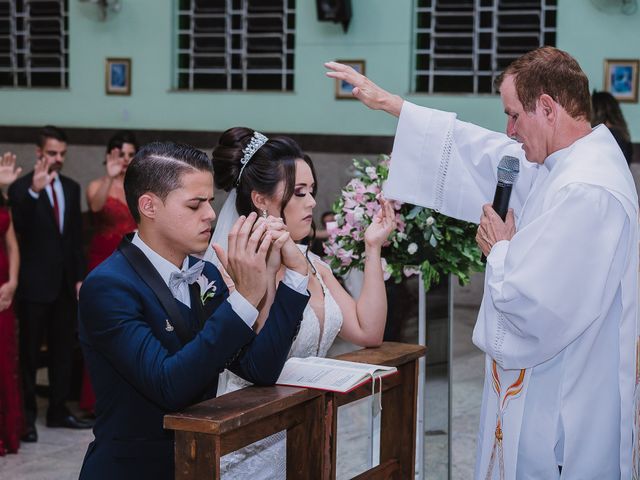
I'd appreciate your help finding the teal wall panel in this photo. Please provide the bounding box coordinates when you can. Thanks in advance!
[0,0,638,139]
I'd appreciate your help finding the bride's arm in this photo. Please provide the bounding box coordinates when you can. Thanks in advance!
[253,219,293,332]
[323,199,396,347]
[317,247,384,346]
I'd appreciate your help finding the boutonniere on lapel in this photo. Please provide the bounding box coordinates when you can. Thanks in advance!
[195,274,217,306]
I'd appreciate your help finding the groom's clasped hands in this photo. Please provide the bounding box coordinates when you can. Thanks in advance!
[258,215,308,277]
[211,212,307,308]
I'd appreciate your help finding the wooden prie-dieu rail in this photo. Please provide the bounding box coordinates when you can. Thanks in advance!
[164,342,426,479]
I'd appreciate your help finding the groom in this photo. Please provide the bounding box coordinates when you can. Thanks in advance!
[78,142,309,480]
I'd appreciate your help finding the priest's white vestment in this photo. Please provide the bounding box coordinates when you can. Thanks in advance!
[384,102,639,479]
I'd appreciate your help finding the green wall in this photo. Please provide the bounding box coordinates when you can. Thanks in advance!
[558,0,640,141]
[0,0,638,140]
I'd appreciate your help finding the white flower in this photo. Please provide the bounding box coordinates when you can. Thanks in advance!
[365,166,378,180]
[403,266,420,277]
[407,243,418,255]
[353,206,365,222]
[380,257,392,281]
[426,216,435,226]
[195,274,216,305]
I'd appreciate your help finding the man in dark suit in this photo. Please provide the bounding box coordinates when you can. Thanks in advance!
[9,126,90,443]
[78,142,309,480]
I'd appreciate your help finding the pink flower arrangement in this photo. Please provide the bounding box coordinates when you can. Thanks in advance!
[324,155,483,291]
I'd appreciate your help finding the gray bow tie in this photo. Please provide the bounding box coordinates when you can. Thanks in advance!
[168,260,205,298]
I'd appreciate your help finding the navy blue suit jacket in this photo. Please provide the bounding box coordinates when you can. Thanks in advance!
[78,240,308,480]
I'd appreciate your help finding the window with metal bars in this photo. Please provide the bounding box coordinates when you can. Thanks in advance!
[176,0,295,91]
[0,0,68,88]
[413,0,556,94]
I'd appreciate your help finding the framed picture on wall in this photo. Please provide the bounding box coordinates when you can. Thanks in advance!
[335,59,365,99]
[105,58,131,95]
[603,59,639,103]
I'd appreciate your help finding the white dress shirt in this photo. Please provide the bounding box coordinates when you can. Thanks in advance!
[131,233,308,329]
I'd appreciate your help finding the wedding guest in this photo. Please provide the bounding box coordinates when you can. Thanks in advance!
[592,90,634,163]
[9,126,90,443]
[0,152,22,456]
[79,131,137,413]
[205,127,396,478]
[78,141,309,480]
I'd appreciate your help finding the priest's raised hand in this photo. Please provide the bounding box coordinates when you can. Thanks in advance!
[325,61,403,117]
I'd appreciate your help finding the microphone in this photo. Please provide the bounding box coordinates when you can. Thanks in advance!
[481,155,520,262]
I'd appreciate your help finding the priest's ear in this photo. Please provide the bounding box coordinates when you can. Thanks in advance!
[538,94,557,123]
[138,192,159,220]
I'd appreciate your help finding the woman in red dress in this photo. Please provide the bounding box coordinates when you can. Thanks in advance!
[79,132,137,413]
[0,152,23,455]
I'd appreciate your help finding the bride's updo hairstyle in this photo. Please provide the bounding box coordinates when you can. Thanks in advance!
[212,127,318,222]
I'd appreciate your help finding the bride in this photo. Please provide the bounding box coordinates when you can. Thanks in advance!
[204,127,396,479]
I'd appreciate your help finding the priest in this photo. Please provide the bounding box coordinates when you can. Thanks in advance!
[326,47,639,479]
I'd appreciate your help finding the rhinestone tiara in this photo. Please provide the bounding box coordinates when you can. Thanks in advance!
[236,131,268,186]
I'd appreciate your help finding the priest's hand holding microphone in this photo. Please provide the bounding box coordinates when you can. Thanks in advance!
[476,156,519,259]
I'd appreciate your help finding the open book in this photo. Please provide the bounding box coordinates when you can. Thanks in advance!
[275,356,397,393]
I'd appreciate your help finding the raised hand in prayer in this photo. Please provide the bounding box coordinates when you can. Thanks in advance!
[364,197,396,248]
[324,61,404,117]
[214,256,236,292]
[0,152,22,188]
[211,212,281,307]
[105,147,124,178]
[31,156,54,193]
[476,204,516,256]
[258,216,293,277]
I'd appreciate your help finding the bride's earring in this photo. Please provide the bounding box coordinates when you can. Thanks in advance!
[261,209,268,219]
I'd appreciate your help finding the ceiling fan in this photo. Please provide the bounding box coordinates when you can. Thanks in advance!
[591,0,638,15]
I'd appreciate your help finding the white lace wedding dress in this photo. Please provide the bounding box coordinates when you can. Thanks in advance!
[219,248,344,479]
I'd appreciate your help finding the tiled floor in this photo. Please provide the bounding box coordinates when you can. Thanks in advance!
[0,400,93,480]
[451,305,485,479]
[0,274,486,480]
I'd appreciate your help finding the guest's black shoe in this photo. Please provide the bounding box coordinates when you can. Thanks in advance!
[46,414,94,429]
[21,426,38,442]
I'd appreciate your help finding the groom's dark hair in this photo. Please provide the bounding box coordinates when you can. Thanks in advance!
[124,141,212,223]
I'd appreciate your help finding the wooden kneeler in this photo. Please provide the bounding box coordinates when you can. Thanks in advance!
[165,342,425,479]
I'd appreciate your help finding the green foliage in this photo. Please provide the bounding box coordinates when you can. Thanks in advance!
[324,155,483,291]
